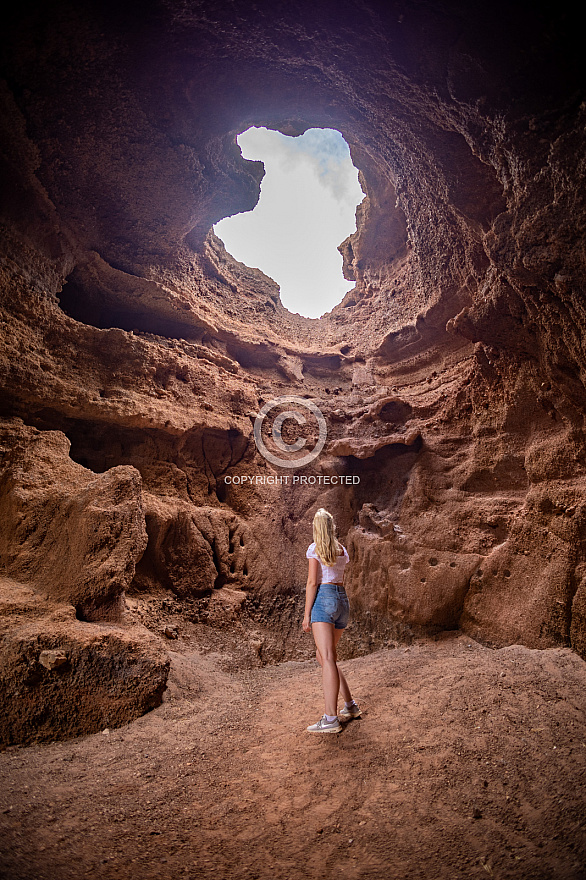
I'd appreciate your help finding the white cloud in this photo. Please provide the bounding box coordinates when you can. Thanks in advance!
[214,127,364,318]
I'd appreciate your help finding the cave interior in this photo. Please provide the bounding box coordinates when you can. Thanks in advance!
[0,0,585,745]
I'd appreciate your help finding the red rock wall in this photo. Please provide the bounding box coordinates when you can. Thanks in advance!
[1,0,585,743]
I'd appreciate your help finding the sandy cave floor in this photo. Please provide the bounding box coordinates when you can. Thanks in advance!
[1,632,586,880]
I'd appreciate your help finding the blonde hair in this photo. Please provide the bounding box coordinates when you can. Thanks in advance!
[312,508,342,566]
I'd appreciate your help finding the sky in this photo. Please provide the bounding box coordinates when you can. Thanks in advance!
[213,127,364,319]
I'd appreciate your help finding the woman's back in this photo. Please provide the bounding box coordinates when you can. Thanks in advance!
[306,541,349,584]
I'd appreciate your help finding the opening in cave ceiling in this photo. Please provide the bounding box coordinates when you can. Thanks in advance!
[213,127,364,319]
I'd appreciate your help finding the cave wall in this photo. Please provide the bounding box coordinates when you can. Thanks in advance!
[1,0,585,740]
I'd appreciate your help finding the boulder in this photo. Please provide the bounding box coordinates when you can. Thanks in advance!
[0,420,147,621]
[0,578,169,747]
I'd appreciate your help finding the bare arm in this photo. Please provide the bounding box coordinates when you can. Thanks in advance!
[302,557,320,632]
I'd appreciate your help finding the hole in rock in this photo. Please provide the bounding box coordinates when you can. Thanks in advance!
[379,400,413,424]
[214,127,364,318]
[350,436,423,517]
[75,595,125,623]
[57,278,204,340]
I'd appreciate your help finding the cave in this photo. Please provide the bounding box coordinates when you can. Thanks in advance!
[1,0,585,877]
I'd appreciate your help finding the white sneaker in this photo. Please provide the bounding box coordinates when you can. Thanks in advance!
[339,703,362,720]
[306,715,342,734]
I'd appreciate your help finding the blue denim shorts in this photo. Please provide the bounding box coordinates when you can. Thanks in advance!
[310,583,350,629]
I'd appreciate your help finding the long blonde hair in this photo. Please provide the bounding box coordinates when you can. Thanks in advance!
[313,508,342,566]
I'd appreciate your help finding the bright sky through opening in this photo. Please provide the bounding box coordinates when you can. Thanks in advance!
[213,127,364,319]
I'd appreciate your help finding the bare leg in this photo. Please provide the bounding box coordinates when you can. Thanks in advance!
[316,631,353,704]
[312,623,353,715]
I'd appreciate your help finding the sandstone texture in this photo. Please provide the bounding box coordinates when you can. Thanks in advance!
[0,578,169,747]
[0,419,147,620]
[1,0,585,745]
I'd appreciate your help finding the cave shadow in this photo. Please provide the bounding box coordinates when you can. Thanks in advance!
[340,434,423,527]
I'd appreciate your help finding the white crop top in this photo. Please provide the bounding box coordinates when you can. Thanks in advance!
[306,542,349,584]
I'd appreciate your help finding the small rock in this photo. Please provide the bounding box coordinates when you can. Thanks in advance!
[164,625,179,640]
[39,650,69,671]
[250,639,263,656]
[472,807,482,819]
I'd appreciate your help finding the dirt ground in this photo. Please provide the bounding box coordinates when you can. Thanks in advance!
[1,630,586,880]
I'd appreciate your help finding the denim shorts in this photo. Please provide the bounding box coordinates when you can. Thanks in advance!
[310,583,350,629]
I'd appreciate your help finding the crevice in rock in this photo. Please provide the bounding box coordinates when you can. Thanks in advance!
[57,277,206,341]
[210,537,227,590]
[74,594,126,624]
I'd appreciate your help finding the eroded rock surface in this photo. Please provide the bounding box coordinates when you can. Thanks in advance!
[0,578,169,747]
[1,0,585,742]
[0,419,146,621]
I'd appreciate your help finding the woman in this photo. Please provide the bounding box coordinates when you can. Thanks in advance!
[302,508,361,733]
